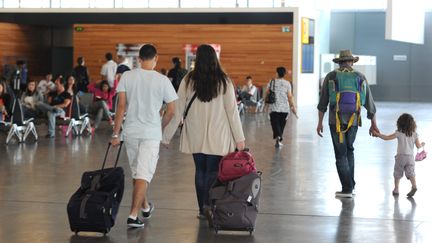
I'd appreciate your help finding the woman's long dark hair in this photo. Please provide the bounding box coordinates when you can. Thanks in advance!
[397,113,416,137]
[66,75,77,94]
[185,44,228,102]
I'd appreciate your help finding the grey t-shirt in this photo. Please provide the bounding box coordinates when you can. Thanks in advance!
[396,131,418,155]
[117,69,178,140]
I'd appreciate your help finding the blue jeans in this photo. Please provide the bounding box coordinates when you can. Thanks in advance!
[192,153,222,214]
[37,102,65,137]
[91,100,111,129]
[329,125,358,193]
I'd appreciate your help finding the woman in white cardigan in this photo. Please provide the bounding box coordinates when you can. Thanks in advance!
[163,44,245,219]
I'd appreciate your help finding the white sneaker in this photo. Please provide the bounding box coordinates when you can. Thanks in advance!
[335,191,353,198]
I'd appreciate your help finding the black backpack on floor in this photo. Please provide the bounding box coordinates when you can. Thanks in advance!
[67,142,124,235]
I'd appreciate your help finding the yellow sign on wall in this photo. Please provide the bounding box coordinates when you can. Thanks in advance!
[301,18,309,44]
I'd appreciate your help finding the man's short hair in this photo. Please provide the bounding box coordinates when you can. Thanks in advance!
[246,76,253,80]
[139,44,157,61]
[105,52,113,61]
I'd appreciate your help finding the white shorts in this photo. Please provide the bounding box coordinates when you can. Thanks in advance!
[124,138,160,182]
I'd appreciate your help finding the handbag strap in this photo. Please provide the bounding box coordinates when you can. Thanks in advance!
[270,79,275,91]
[183,93,198,121]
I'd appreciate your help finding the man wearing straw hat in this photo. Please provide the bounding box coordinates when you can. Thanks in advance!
[317,50,379,198]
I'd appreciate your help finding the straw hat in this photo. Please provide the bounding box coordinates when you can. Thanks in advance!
[332,50,359,63]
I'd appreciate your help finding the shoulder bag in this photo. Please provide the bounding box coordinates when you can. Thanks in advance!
[265,79,276,104]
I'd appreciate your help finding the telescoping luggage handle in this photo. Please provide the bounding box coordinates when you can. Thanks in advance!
[101,141,124,171]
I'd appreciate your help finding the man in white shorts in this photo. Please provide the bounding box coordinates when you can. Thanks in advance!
[110,44,177,228]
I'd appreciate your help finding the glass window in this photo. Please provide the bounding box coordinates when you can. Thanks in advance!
[51,0,61,8]
[121,0,148,8]
[61,0,90,8]
[236,0,248,7]
[210,0,236,8]
[90,0,115,8]
[180,0,210,8]
[273,0,283,7]
[4,0,19,8]
[114,0,123,8]
[330,0,386,10]
[20,0,50,8]
[149,0,178,8]
[247,0,273,8]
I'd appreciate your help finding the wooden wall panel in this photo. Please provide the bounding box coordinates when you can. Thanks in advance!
[0,23,49,80]
[73,24,293,87]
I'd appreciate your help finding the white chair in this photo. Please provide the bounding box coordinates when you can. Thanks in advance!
[65,95,92,137]
[1,98,38,144]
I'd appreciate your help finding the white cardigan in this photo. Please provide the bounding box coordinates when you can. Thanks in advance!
[162,78,245,156]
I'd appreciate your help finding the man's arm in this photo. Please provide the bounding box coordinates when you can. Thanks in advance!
[162,101,175,129]
[111,92,126,146]
[55,98,71,109]
[362,80,379,136]
[316,76,330,137]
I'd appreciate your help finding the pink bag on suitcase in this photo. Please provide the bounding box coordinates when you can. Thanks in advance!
[218,149,256,182]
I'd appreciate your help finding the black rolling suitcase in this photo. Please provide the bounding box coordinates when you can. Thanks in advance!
[67,142,125,235]
[209,171,262,235]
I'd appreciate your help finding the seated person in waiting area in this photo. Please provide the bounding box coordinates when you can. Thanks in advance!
[87,80,116,130]
[239,76,257,103]
[0,81,12,122]
[21,80,44,119]
[37,73,56,100]
[36,81,71,138]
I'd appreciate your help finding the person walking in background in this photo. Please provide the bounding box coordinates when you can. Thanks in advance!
[116,55,131,76]
[110,44,177,228]
[317,49,379,198]
[168,57,188,92]
[72,57,90,93]
[10,60,28,96]
[266,67,297,148]
[100,52,117,88]
[162,44,245,220]
[374,113,424,197]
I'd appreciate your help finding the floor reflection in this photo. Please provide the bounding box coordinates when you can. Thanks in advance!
[393,196,416,243]
[69,234,115,243]
[335,198,355,242]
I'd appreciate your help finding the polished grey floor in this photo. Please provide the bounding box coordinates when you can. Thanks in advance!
[1,102,432,243]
